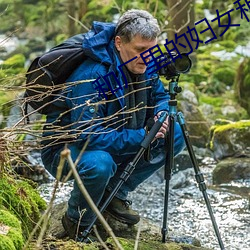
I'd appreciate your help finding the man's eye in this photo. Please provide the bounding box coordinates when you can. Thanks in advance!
[136,48,145,53]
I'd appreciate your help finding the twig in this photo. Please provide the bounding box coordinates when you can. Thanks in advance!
[93,225,110,250]
[68,14,90,31]
[134,220,142,250]
[61,148,124,250]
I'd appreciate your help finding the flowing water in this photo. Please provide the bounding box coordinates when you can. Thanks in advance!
[38,156,250,250]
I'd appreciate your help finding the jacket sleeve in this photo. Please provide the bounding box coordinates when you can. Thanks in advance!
[65,63,146,156]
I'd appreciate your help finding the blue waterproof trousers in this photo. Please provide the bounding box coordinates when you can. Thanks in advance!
[41,122,185,226]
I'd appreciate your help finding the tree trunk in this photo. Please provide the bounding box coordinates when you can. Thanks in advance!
[167,0,195,54]
[78,0,88,20]
[67,0,76,36]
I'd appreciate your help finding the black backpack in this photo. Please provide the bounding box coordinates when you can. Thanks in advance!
[24,34,86,115]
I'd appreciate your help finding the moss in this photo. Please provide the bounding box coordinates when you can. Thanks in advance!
[213,120,250,133]
[106,237,209,250]
[0,209,21,229]
[7,228,24,249]
[0,235,16,250]
[217,40,237,52]
[209,120,250,151]
[199,95,224,107]
[213,67,235,86]
[0,175,47,239]
[0,209,24,249]
[1,54,25,69]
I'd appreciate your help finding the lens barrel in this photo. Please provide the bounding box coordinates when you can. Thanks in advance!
[157,52,192,79]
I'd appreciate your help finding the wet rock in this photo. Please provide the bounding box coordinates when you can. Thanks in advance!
[170,168,193,189]
[213,157,250,184]
[179,100,211,148]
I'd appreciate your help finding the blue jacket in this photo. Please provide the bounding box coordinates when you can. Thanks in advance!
[44,21,170,156]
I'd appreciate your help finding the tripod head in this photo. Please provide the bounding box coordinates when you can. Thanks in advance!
[168,76,182,100]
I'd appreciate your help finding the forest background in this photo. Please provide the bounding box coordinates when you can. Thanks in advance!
[0,0,250,126]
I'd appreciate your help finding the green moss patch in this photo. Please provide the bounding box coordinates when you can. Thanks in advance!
[0,209,23,250]
[0,174,47,239]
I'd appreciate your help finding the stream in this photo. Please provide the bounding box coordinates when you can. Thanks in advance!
[38,155,250,250]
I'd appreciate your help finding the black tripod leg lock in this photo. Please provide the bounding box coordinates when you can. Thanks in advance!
[141,111,168,149]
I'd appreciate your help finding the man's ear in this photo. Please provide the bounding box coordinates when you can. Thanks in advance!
[115,36,122,51]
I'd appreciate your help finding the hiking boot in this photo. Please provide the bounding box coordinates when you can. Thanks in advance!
[61,213,97,243]
[105,196,140,225]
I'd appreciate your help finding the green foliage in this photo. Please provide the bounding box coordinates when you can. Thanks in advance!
[199,90,248,121]
[0,54,26,86]
[1,54,25,69]
[199,95,224,107]
[213,67,235,86]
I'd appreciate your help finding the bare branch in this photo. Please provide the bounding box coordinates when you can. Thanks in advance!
[63,148,124,250]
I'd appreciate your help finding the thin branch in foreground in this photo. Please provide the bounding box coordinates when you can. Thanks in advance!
[62,148,124,250]
[93,225,110,250]
[134,220,142,250]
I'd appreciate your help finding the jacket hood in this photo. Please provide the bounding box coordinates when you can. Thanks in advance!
[82,21,116,65]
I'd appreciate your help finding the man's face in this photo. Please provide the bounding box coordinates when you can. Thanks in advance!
[115,35,157,75]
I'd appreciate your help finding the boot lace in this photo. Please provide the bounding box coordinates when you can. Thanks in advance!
[123,200,132,209]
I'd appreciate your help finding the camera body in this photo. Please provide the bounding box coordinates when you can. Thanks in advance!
[157,52,192,79]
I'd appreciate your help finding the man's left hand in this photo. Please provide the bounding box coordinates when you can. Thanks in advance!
[154,111,169,139]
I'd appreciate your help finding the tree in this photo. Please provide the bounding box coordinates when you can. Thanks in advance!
[166,0,196,53]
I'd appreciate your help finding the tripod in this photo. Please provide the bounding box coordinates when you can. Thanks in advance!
[81,110,168,240]
[161,77,225,249]
[82,77,225,249]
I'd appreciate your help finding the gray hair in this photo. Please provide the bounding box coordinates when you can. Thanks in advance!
[115,9,160,43]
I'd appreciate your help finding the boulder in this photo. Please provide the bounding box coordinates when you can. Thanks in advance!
[213,157,250,184]
[209,120,250,160]
[179,100,211,148]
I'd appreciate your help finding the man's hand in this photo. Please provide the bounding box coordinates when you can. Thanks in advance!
[154,111,169,139]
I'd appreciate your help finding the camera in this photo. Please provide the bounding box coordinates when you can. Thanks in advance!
[157,52,192,79]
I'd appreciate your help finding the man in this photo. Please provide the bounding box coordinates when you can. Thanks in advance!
[41,9,185,241]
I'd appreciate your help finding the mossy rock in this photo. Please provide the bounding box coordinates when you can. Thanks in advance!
[28,237,211,250]
[0,209,24,250]
[0,174,47,239]
[106,237,210,250]
[209,120,250,160]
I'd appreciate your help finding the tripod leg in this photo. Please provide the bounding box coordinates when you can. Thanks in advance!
[162,114,175,243]
[177,112,225,250]
[81,112,168,240]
